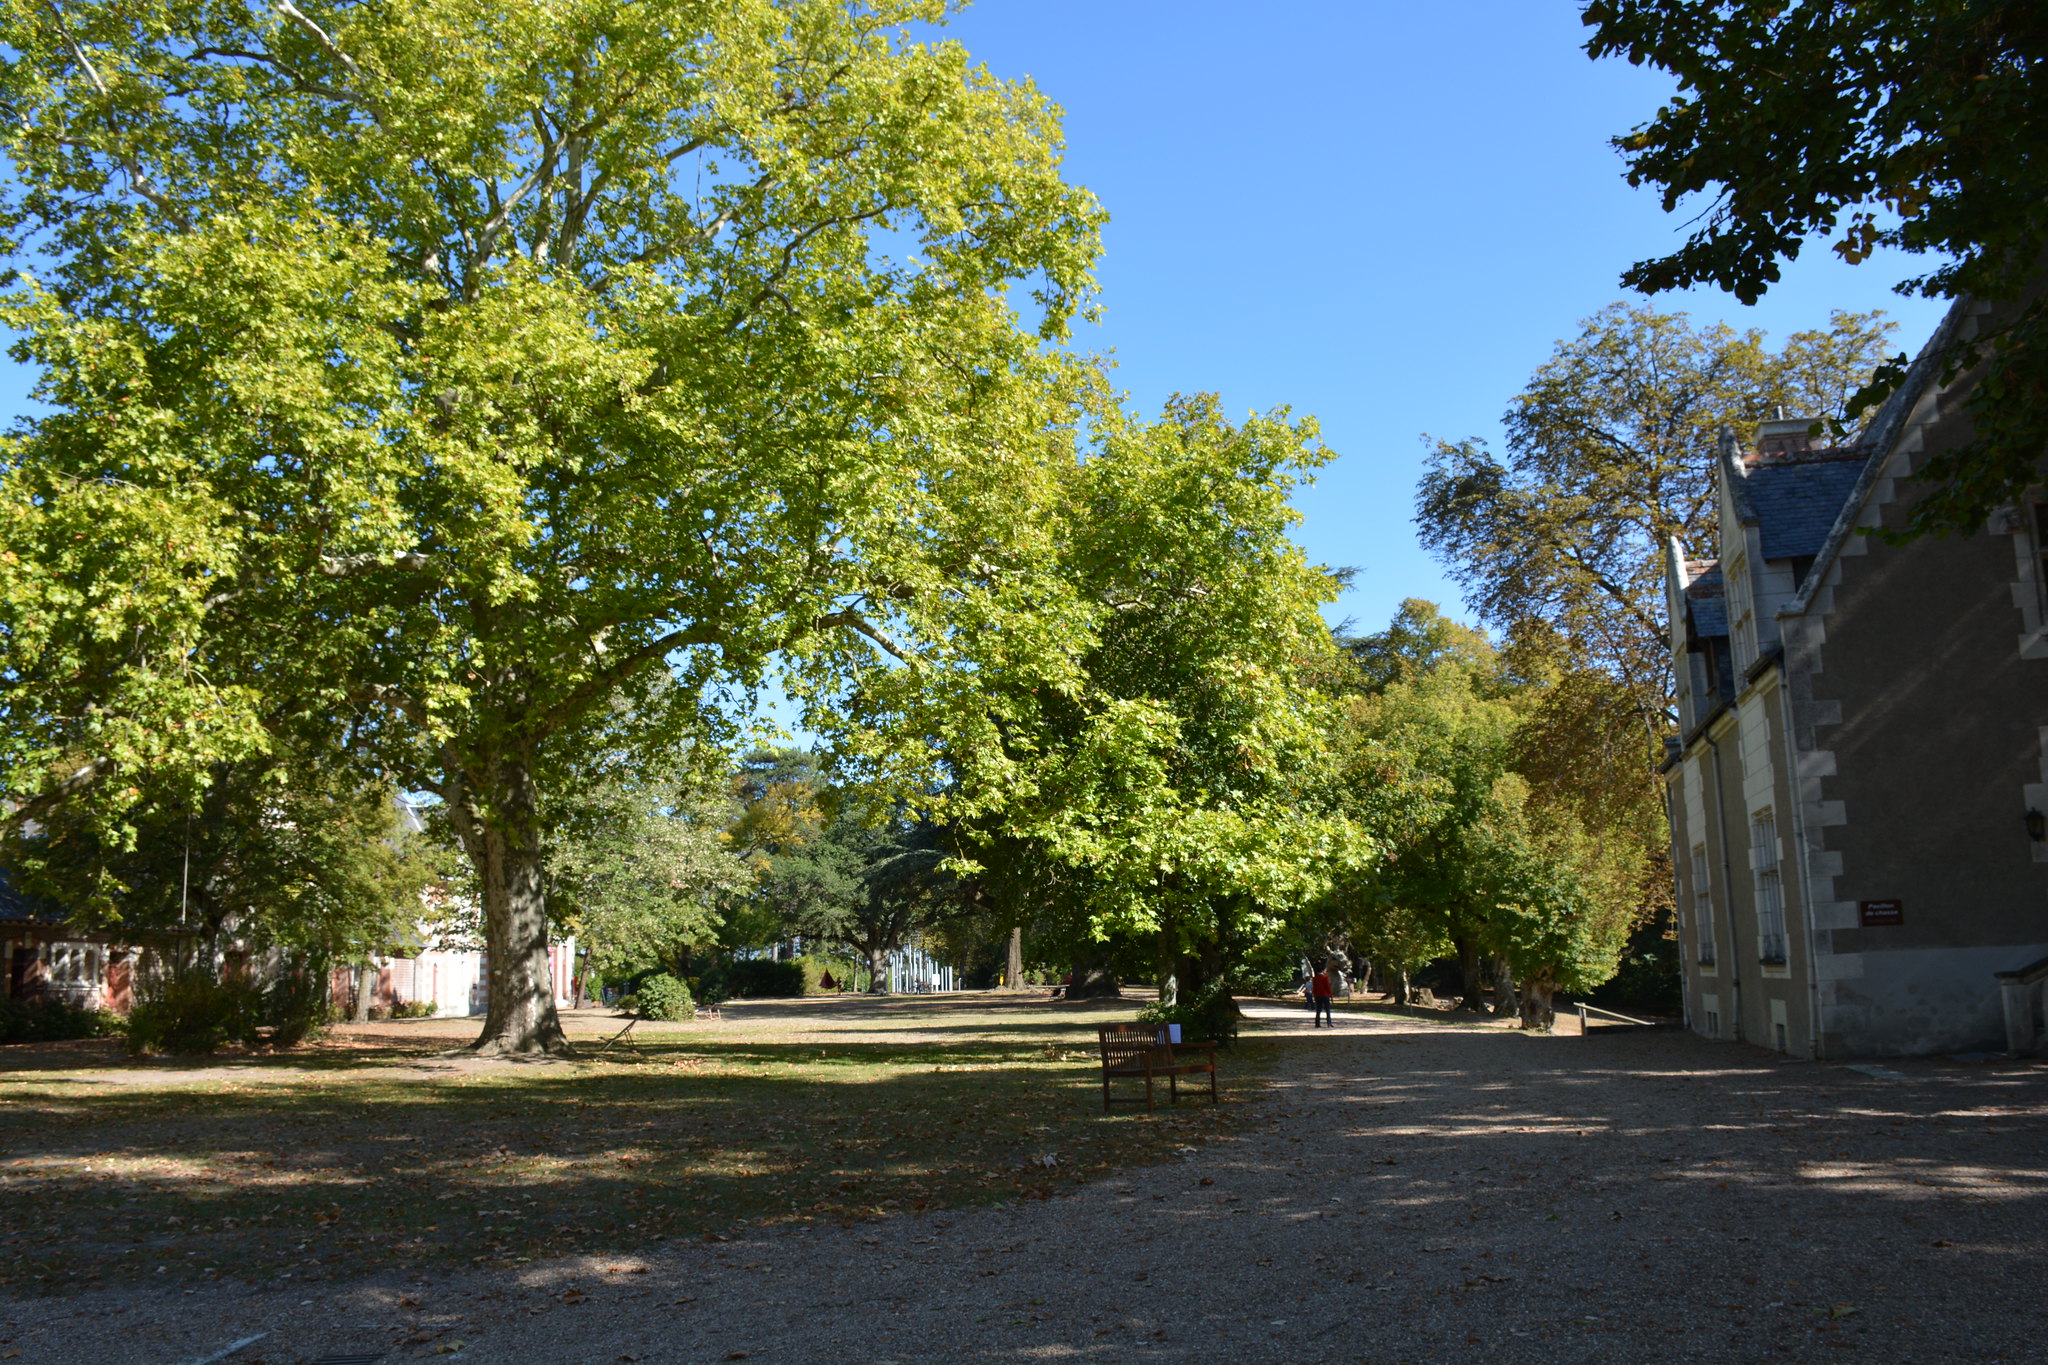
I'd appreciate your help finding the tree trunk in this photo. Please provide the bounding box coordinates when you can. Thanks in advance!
[449,755,571,1056]
[1490,956,1519,1018]
[867,944,890,994]
[1005,925,1024,990]
[1391,965,1411,1007]
[1065,942,1121,999]
[1519,967,1558,1031]
[1453,935,1486,1013]
[353,960,375,1022]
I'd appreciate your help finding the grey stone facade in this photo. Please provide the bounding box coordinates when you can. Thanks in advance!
[1662,298,2048,1058]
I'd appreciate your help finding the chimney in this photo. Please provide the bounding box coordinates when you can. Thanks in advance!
[1753,410,1824,461]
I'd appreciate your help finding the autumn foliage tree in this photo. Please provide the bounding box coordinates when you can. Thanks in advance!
[1584,0,2048,534]
[1415,303,1894,734]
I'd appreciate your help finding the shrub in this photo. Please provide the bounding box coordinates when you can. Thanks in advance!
[390,999,438,1019]
[721,958,805,999]
[1137,979,1243,1046]
[1231,961,1298,997]
[261,966,330,1048]
[128,973,264,1055]
[634,973,694,1021]
[0,996,121,1045]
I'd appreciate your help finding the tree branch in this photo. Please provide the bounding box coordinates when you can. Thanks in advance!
[271,0,375,95]
[43,1,190,229]
[815,609,919,667]
[2,755,113,831]
[349,681,432,730]
[536,623,722,740]
[318,547,436,578]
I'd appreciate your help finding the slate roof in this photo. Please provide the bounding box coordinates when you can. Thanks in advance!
[1744,453,1869,561]
[1685,564,1727,639]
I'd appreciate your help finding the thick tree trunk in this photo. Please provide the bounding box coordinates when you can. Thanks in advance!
[867,944,890,994]
[1519,967,1558,1031]
[1065,942,1121,999]
[449,755,570,1056]
[353,961,374,1022]
[1005,925,1024,990]
[1453,935,1486,1013]
[1490,956,1519,1018]
[1391,965,1411,1007]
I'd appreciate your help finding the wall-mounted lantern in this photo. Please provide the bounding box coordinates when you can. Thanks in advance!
[2027,808,2046,843]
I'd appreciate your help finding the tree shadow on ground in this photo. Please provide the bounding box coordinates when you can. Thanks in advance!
[0,1029,1257,1296]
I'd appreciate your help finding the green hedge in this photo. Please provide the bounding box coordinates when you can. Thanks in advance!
[698,958,802,999]
[791,955,863,994]
[0,996,123,1045]
[128,974,265,1055]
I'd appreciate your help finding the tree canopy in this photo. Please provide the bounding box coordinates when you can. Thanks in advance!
[544,768,746,988]
[1415,302,1893,731]
[837,393,1362,1003]
[1328,601,1649,1025]
[0,0,1107,1052]
[1583,0,2048,534]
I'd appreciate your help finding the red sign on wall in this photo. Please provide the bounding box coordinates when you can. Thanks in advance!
[1859,899,1904,927]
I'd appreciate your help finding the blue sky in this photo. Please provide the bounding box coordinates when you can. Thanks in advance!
[0,1,1950,645]
[932,0,1951,636]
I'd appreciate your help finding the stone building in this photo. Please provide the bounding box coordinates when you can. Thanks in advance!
[1663,298,2048,1057]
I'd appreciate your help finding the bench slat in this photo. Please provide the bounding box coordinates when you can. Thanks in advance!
[1097,1024,1219,1113]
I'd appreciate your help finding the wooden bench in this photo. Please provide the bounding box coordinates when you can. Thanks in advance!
[1097,1023,1219,1112]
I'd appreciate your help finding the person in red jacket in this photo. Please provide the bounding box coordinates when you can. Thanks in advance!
[1309,963,1334,1028]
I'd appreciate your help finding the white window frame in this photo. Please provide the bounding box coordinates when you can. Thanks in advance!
[1728,552,1758,669]
[48,943,96,986]
[1691,844,1716,966]
[1751,810,1788,965]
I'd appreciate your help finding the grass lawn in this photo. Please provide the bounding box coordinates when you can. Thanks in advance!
[0,995,1267,1295]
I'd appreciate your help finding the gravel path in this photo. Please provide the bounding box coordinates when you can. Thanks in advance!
[8,1003,2048,1364]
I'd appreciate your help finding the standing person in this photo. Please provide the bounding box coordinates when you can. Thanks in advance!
[1310,963,1334,1028]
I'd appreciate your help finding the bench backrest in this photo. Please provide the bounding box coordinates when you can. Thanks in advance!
[1098,1023,1166,1067]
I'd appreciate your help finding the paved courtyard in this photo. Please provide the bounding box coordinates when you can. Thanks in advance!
[6,1001,2047,1363]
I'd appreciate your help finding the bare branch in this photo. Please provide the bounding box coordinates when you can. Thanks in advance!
[471,130,573,275]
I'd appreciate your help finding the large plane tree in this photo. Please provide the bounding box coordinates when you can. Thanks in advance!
[0,0,1104,1052]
